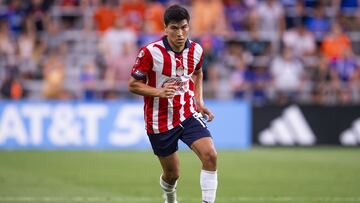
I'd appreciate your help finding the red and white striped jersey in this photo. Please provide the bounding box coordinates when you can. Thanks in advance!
[131,36,204,134]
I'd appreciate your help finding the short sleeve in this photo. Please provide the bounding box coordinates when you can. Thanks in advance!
[195,51,204,71]
[131,47,153,81]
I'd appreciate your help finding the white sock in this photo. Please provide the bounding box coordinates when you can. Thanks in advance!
[200,170,218,203]
[160,175,178,203]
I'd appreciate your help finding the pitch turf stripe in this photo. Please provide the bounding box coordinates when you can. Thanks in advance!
[1,196,360,202]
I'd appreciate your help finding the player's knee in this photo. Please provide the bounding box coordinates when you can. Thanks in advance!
[202,150,217,168]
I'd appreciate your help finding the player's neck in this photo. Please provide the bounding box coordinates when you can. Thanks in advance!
[167,38,185,53]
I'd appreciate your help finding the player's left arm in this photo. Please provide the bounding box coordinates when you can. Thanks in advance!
[193,68,215,122]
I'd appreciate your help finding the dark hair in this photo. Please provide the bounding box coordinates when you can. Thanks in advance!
[163,5,190,26]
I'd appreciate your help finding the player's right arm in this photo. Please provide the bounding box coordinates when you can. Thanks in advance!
[128,47,177,99]
[128,77,177,98]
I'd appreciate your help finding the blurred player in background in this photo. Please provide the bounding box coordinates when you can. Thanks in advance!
[128,4,218,203]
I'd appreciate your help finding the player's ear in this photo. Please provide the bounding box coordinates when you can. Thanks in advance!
[164,24,168,34]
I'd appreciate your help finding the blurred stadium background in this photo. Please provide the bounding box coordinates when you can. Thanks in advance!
[0,0,360,202]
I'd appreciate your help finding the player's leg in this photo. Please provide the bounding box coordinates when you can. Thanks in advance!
[158,153,180,203]
[191,137,218,203]
[179,114,218,203]
[191,137,217,171]
[148,127,183,203]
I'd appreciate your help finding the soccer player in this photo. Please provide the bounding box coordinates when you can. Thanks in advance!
[128,4,218,203]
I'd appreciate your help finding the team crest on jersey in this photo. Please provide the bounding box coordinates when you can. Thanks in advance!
[176,66,184,76]
[138,50,145,58]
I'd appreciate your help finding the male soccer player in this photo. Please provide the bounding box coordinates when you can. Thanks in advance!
[128,5,218,203]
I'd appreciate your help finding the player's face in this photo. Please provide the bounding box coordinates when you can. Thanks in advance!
[165,20,189,51]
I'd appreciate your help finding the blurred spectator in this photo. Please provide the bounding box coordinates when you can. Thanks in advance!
[56,0,82,30]
[0,21,16,68]
[144,1,164,34]
[282,22,316,66]
[329,49,359,89]
[103,44,135,97]
[223,41,253,70]
[334,0,360,17]
[334,0,360,31]
[223,41,253,98]
[200,35,220,77]
[337,86,353,104]
[100,17,137,95]
[305,3,330,40]
[26,0,51,37]
[17,25,36,77]
[43,19,67,54]
[79,0,100,29]
[245,28,271,57]
[199,34,221,98]
[191,0,228,37]
[3,0,26,38]
[31,39,46,79]
[118,0,146,34]
[284,0,306,29]
[308,56,337,105]
[252,0,286,36]
[99,17,137,64]
[251,66,271,105]
[138,1,164,46]
[321,22,351,60]
[230,58,271,105]
[230,57,252,100]
[251,0,286,51]
[138,22,162,47]
[93,0,117,32]
[224,0,250,32]
[0,73,24,99]
[42,50,65,99]
[244,28,271,67]
[270,47,305,104]
[80,60,99,100]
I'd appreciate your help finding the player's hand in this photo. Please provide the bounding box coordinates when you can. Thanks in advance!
[197,103,215,122]
[159,83,177,99]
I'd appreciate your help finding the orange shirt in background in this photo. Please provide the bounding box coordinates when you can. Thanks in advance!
[119,0,146,33]
[321,34,351,59]
[93,6,117,32]
[191,0,227,37]
[145,2,164,34]
[11,80,23,99]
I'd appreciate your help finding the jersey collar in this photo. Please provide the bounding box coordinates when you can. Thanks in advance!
[162,36,191,54]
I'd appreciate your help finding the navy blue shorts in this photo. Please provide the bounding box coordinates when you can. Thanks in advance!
[148,113,212,157]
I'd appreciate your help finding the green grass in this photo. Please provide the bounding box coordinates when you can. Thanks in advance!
[0,148,359,203]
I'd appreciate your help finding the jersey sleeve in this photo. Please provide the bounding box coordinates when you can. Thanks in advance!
[131,47,153,81]
[195,50,204,71]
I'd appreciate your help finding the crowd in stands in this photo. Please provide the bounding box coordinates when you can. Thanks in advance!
[1,0,360,106]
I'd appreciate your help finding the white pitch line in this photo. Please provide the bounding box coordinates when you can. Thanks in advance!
[0,196,360,202]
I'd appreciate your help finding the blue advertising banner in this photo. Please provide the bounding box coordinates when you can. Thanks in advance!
[0,100,251,150]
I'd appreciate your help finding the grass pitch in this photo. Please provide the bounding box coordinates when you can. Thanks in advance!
[0,148,359,203]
